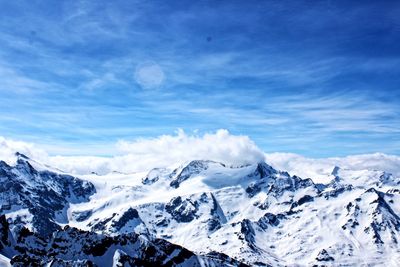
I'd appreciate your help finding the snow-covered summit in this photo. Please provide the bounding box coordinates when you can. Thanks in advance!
[0,152,399,266]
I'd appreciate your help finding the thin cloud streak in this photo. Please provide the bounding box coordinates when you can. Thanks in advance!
[0,1,399,157]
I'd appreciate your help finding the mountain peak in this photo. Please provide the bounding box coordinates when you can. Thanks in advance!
[256,161,277,178]
[1,154,400,266]
[331,166,340,176]
[169,160,224,188]
[15,152,30,160]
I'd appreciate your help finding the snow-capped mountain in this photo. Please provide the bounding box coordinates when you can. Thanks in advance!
[0,153,399,266]
[0,153,95,236]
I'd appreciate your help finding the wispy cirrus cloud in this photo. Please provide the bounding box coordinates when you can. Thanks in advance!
[0,1,399,157]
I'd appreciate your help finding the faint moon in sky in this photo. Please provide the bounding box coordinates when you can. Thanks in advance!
[134,61,165,89]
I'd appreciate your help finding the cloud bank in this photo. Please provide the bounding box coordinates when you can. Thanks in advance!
[0,136,48,165]
[0,130,265,175]
[265,152,400,182]
[1,131,399,179]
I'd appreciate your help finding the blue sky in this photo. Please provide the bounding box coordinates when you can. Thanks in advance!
[0,0,399,157]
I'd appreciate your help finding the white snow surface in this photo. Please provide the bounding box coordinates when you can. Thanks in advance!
[0,254,11,267]
[2,152,400,266]
[62,159,400,266]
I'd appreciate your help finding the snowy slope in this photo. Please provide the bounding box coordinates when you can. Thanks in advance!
[0,154,247,266]
[1,153,400,266]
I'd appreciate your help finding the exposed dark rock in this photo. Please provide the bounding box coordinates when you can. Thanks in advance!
[239,219,255,244]
[342,188,400,245]
[320,184,353,199]
[6,223,246,266]
[71,210,93,222]
[170,160,214,188]
[246,182,263,197]
[0,215,9,249]
[165,196,199,223]
[291,195,314,209]
[204,251,250,267]
[91,213,116,232]
[110,208,140,231]
[316,249,334,262]
[331,166,340,176]
[142,168,164,185]
[0,158,95,237]
[267,175,316,198]
[258,213,285,230]
[254,162,277,178]
[49,259,95,267]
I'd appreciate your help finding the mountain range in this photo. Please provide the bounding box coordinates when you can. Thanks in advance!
[0,152,399,266]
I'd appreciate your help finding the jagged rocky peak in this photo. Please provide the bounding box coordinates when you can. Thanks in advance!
[15,152,30,160]
[169,160,279,189]
[331,165,340,176]
[254,161,278,178]
[246,164,317,199]
[14,157,37,176]
[14,152,36,169]
[1,220,247,267]
[91,207,148,236]
[150,192,229,235]
[245,162,281,197]
[343,188,400,245]
[0,158,96,237]
[1,153,400,266]
[165,195,199,223]
[170,160,224,188]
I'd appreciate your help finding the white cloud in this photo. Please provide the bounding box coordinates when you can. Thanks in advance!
[47,156,114,175]
[0,136,48,165]
[0,130,265,175]
[115,129,265,171]
[1,132,399,180]
[265,152,400,183]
